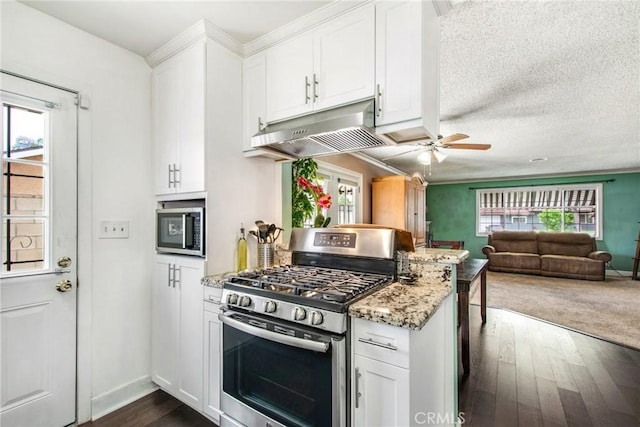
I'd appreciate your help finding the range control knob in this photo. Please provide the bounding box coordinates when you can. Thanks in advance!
[293,307,307,321]
[226,293,238,305]
[310,311,324,325]
[238,295,252,307]
[264,300,277,313]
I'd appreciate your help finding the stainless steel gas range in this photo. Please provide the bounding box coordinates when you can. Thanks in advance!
[219,227,398,427]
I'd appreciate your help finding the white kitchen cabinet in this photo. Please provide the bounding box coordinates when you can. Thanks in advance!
[266,4,374,123]
[351,293,456,427]
[203,286,222,423]
[353,354,410,427]
[152,41,205,195]
[151,255,205,411]
[242,52,267,152]
[375,1,440,138]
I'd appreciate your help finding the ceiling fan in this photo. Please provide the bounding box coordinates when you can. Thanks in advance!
[381,133,491,166]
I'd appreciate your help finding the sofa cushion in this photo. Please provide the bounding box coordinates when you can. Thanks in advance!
[490,231,538,254]
[489,252,540,272]
[540,254,604,280]
[538,232,595,257]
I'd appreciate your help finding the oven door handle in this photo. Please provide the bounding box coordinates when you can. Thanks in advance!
[220,312,330,353]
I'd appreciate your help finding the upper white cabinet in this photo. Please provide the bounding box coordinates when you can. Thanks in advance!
[152,41,206,195]
[242,52,267,152]
[375,1,440,137]
[265,4,375,123]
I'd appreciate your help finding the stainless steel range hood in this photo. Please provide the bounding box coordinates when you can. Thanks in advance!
[251,100,394,158]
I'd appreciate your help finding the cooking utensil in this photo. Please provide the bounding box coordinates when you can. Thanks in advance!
[267,223,276,243]
[258,223,269,242]
[272,227,283,242]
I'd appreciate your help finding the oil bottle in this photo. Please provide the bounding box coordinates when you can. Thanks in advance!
[237,223,247,271]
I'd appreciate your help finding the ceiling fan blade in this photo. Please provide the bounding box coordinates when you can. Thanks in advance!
[381,146,424,161]
[441,143,492,150]
[438,133,469,144]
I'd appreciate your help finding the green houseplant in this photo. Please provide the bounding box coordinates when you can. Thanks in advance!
[292,159,332,228]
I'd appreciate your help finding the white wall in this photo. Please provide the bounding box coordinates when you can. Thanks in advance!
[1,1,154,422]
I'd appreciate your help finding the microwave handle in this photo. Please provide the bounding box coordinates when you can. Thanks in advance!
[182,214,187,249]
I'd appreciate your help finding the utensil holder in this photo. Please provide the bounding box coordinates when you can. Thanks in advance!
[257,243,275,269]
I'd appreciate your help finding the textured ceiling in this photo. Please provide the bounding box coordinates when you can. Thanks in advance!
[364,0,640,182]
[17,0,640,183]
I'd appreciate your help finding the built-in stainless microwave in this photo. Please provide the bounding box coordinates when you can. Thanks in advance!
[156,207,204,257]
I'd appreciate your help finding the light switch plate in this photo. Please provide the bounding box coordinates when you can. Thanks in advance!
[99,220,129,239]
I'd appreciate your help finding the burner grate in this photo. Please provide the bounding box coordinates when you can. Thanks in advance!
[227,265,391,304]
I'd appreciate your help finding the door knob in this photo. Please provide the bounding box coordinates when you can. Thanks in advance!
[56,280,73,292]
[57,256,72,268]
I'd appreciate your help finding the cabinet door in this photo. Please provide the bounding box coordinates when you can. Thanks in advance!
[266,32,314,122]
[152,60,179,195]
[375,1,422,126]
[353,355,410,427]
[313,5,374,111]
[243,53,266,151]
[176,41,206,194]
[175,257,205,410]
[203,309,221,422]
[151,256,178,391]
[405,181,417,242]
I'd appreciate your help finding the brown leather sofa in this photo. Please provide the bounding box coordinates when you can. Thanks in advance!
[481,231,612,281]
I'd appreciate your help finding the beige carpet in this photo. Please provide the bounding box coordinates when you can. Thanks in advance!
[470,271,640,350]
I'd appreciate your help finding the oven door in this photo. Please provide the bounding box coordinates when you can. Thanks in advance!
[220,309,346,427]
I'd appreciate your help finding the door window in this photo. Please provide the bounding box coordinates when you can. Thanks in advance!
[2,103,49,274]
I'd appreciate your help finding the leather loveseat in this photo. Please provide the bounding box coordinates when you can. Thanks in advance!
[481,231,612,281]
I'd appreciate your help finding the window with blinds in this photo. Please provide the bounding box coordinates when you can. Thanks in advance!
[475,183,603,238]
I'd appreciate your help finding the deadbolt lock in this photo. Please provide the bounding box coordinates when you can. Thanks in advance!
[57,256,72,268]
[56,280,73,292]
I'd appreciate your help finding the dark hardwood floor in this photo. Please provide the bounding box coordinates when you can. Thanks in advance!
[79,389,216,427]
[81,306,640,427]
[459,305,640,427]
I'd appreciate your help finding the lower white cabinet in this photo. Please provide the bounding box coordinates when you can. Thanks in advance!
[351,293,456,427]
[151,255,205,411]
[353,355,410,427]
[203,287,222,422]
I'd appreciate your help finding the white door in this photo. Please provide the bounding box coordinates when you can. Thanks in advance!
[1,73,78,427]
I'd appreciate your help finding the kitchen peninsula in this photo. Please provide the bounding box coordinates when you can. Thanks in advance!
[203,245,467,427]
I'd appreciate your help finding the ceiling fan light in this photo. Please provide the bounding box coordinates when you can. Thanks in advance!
[417,151,432,165]
[433,150,448,163]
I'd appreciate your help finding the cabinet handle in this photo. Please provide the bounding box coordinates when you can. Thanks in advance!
[173,265,181,288]
[173,163,180,186]
[376,84,383,117]
[168,264,173,287]
[257,116,264,132]
[355,367,362,408]
[313,73,319,101]
[168,164,174,187]
[304,76,311,104]
[358,337,398,351]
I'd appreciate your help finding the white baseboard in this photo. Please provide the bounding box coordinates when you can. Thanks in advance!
[91,375,159,420]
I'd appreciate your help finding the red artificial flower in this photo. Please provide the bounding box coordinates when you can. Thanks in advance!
[297,176,312,189]
[317,194,332,209]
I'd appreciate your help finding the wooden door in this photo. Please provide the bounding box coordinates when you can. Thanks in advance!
[1,73,78,426]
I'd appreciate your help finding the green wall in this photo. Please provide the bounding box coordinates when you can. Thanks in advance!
[426,172,640,272]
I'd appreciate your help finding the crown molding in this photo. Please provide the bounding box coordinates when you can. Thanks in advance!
[145,19,244,67]
[243,0,372,57]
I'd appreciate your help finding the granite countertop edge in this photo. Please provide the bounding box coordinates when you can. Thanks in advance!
[348,280,453,331]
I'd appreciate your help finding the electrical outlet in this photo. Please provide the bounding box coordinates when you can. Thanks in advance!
[99,220,129,239]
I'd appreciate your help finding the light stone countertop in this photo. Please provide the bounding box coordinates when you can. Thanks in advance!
[348,247,468,330]
[348,262,454,330]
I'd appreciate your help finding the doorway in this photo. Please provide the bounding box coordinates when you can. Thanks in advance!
[1,72,78,426]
